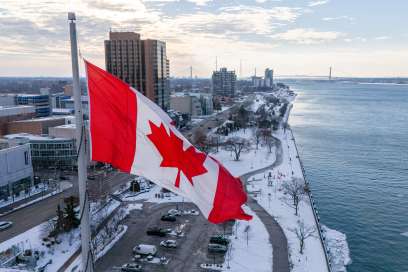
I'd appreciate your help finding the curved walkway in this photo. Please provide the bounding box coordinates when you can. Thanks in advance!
[240,136,290,272]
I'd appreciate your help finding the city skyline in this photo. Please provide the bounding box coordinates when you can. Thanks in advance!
[0,0,407,78]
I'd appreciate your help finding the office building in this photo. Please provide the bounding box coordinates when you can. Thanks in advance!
[105,32,170,110]
[212,68,237,97]
[4,133,76,168]
[0,142,33,200]
[16,94,51,117]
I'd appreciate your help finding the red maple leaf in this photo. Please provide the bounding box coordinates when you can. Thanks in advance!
[147,121,208,188]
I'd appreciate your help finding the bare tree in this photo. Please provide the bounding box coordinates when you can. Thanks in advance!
[264,134,275,153]
[224,137,251,161]
[254,129,262,150]
[282,178,306,216]
[192,129,212,154]
[290,220,315,254]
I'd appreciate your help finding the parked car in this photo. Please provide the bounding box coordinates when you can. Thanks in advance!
[209,235,230,246]
[160,240,177,248]
[167,209,182,216]
[208,243,227,253]
[161,214,176,222]
[133,244,157,255]
[0,221,13,231]
[121,263,143,272]
[87,175,95,180]
[146,227,166,237]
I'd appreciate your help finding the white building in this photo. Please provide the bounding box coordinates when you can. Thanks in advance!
[4,133,76,168]
[170,94,203,117]
[0,142,33,199]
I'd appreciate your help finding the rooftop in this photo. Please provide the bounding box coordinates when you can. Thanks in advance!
[4,133,72,142]
[11,115,66,123]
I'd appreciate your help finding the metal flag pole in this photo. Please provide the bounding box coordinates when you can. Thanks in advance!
[68,12,93,272]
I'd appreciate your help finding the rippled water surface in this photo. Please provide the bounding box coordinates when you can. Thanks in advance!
[283,80,408,272]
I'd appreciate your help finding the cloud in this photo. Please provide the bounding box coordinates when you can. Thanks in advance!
[308,0,329,7]
[272,28,343,44]
[186,0,212,6]
[323,16,354,22]
[375,36,391,40]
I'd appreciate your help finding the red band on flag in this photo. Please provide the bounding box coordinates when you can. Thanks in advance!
[85,61,137,172]
[208,157,253,223]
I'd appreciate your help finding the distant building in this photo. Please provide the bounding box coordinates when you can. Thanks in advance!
[63,84,74,96]
[4,133,76,168]
[16,94,51,117]
[251,76,263,88]
[63,96,89,118]
[170,95,202,117]
[105,32,170,110]
[0,105,36,136]
[7,116,66,135]
[212,68,237,97]
[0,94,17,106]
[264,68,274,87]
[190,93,214,116]
[50,93,70,109]
[0,142,33,200]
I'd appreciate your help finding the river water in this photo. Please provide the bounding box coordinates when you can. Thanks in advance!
[282,79,408,272]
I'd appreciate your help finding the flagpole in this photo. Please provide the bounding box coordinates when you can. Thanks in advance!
[68,12,93,272]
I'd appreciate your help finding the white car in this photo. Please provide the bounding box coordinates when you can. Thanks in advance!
[0,221,12,231]
[167,209,182,216]
[160,240,177,248]
[133,244,157,256]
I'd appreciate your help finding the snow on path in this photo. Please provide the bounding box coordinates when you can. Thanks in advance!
[223,205,273,272]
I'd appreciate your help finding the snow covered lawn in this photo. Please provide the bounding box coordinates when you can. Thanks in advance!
[223,205,273,272]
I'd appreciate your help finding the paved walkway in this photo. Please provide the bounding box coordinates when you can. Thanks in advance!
[240,136,290,272]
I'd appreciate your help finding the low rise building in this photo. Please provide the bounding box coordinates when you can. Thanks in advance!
[7,116,66,135]
[0,105,36,136]
[0,142,33,200]
[4,133,76,168]
[170,94,202,117]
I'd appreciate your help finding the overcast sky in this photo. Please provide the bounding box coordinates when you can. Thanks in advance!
[0,0,407,78]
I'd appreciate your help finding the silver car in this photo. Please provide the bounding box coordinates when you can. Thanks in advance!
[0,221,12,231]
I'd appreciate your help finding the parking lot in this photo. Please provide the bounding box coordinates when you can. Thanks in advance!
[95,202,233,271]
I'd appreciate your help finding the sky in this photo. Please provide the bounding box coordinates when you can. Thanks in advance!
[0,0,407,78]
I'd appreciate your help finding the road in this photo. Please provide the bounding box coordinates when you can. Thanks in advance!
[95,202,230,272]
[0,171,133,243]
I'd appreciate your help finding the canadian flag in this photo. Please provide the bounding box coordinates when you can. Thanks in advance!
[85,60,252,223]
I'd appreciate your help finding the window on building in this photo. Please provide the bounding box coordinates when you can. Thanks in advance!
[24,151,29,165]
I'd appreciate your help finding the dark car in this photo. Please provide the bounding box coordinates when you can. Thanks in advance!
[209,235,230,246]
[121,263,143,272]
[161,214,176,222]
[146,227,166,237]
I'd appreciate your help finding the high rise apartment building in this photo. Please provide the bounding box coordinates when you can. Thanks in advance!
[212,68,237,97]
[105,32,170,110]
[104,32,143,92]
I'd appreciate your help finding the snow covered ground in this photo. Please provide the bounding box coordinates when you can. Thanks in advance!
[212,129,276,177]
[223,205,273,272]
[0,198,122,271]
